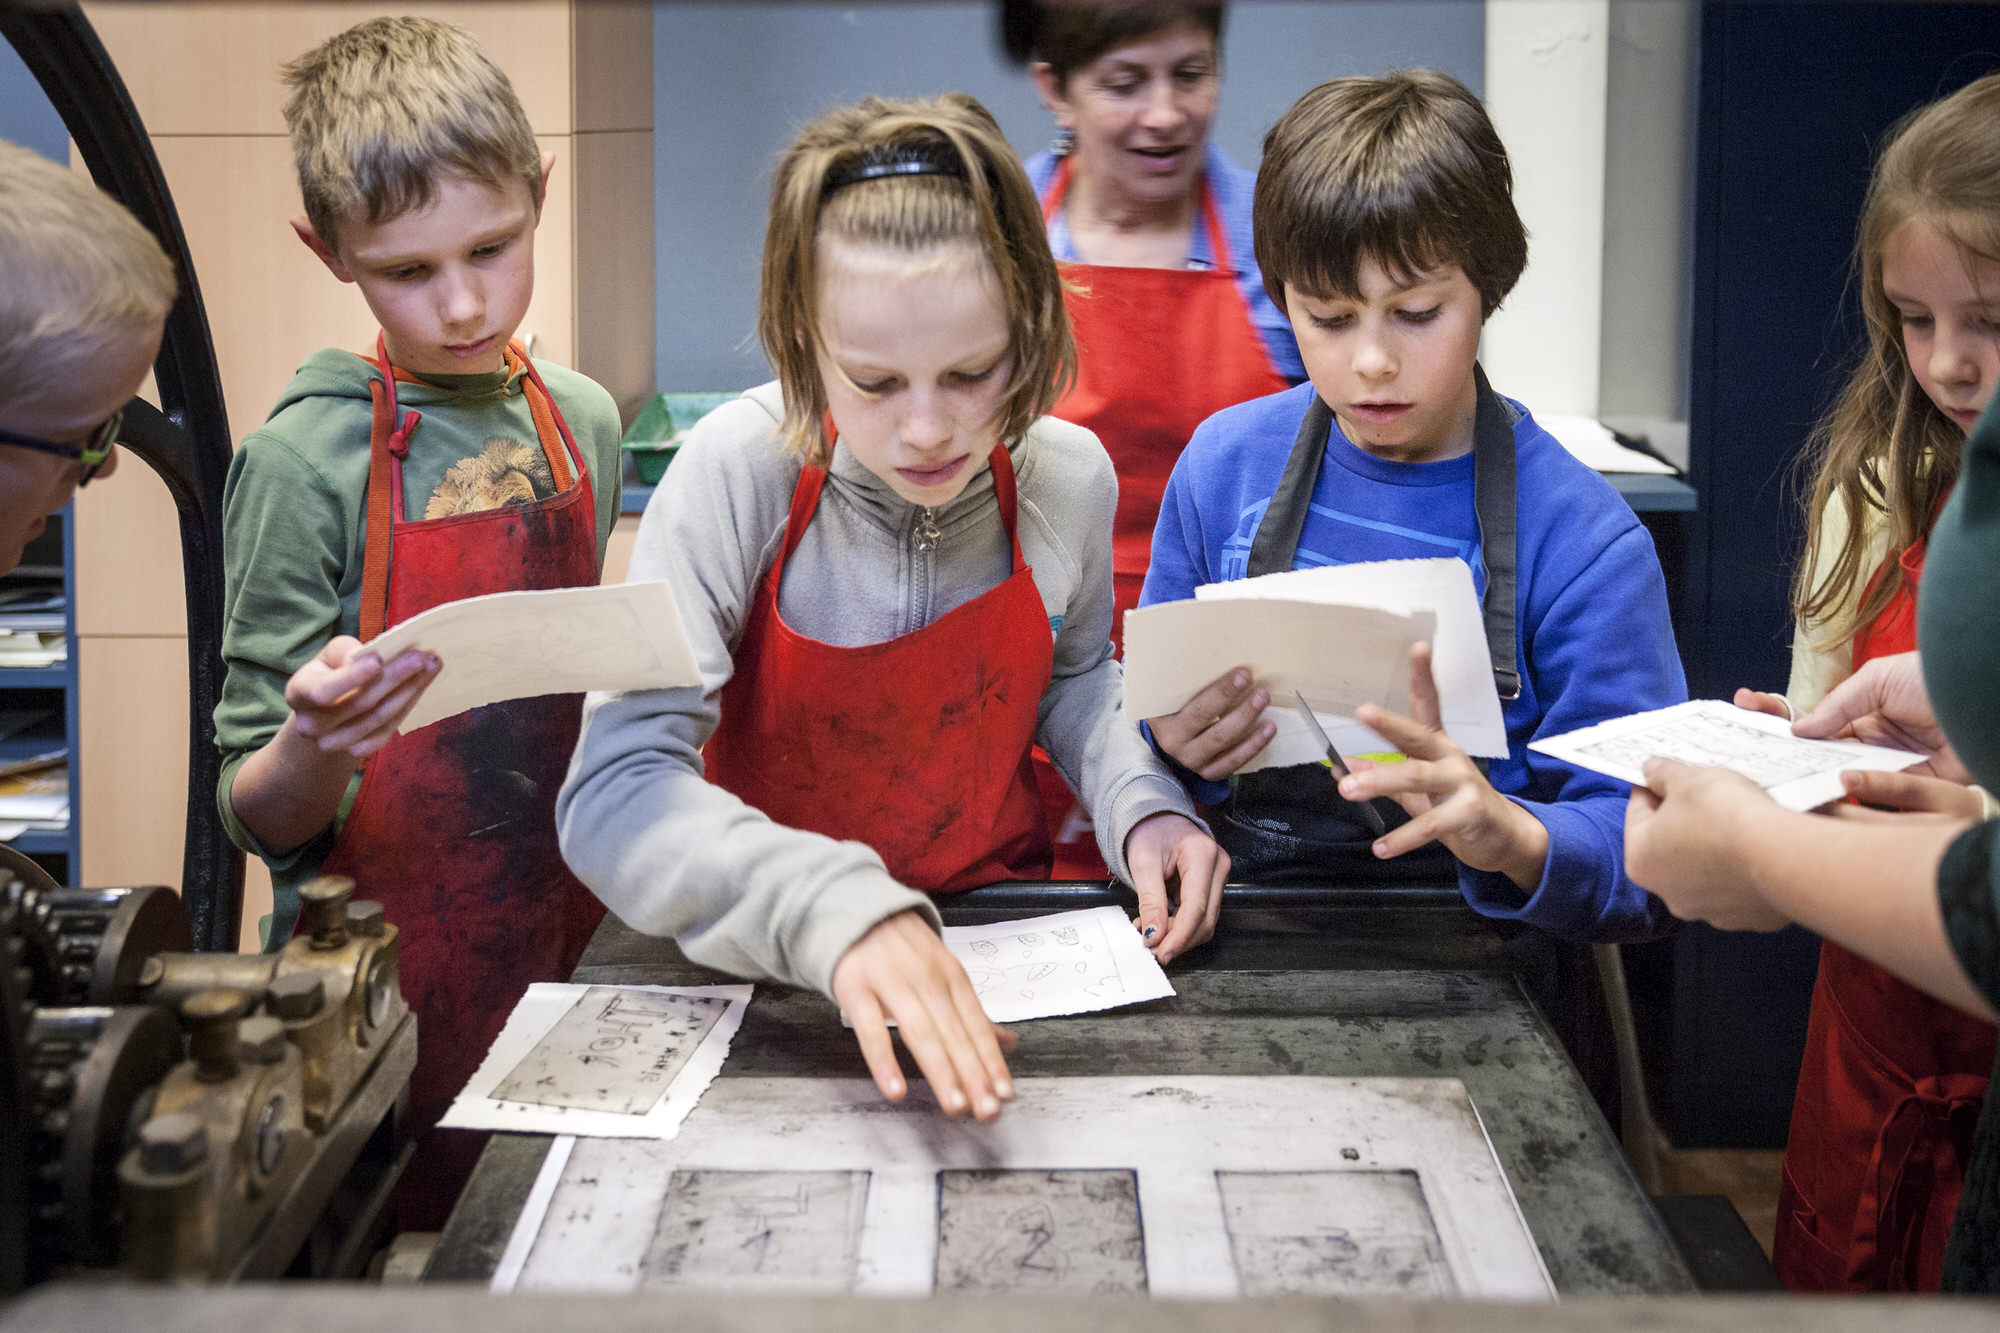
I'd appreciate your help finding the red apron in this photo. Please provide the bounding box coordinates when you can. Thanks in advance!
[319,336,606,1228]
[704,443,1054,891]
[1035,159,1291,876]
[1774,534,1996,1291]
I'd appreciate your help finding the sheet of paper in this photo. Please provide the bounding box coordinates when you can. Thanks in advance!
[1125,557,1507,766]
[495,1075,1552,1301]
[1530,699,1925,810]
[1197,558,1509,762]
[366,580,701,734]
[941,906,1175,1024]
[1536,414,1680,475]
[439,982,751,1138]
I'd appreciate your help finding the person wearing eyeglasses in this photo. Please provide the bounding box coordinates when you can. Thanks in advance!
[0,139,175,578]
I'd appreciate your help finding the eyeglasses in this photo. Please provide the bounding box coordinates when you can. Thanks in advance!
[0,408,122,487]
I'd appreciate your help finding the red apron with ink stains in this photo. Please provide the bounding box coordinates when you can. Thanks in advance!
[319,336,606,1228]
[704,443,1053,891]
[1032,159,1290,876]
[1774,533,1996,1291]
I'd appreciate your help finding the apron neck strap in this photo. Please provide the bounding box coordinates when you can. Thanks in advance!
[1042,157,1229,272]
[1244,370,1521,701]
[357,334,593,642]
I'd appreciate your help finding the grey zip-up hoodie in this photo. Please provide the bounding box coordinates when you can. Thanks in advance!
[557,383,1196,995]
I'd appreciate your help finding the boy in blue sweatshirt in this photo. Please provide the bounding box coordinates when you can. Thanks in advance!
[1140,69,1685,941]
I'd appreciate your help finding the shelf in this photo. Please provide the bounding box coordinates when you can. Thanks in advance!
[6,829,71,855]
[0,666,71,689]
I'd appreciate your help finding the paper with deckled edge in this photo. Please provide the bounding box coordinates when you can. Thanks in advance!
[1191,558,1509,763]
[1536,414,1679,475]
[1530,698,1924,811]
[494,1075,1553,1300]
[943,906,1175,1023]
[439,982,751,1139]
[366,580,701,734]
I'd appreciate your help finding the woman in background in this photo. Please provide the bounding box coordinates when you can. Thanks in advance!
[1008,1,1303,873]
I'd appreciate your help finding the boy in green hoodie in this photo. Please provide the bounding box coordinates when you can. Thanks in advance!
[214,16,620,1224]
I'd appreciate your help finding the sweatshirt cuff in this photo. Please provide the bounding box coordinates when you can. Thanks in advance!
[1939,820,2000,1006]
[1138,719,1230,806]
[785,877,941,999]
[1095,770,1204,885]
[1457,796,1668,942]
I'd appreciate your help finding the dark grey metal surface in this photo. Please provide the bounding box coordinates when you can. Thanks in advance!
[428,884,1693,1295]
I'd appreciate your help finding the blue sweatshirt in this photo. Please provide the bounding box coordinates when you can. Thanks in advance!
[1141,382,1686,940]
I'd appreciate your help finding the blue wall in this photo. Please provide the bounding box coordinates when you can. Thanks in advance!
[0,35,67,162]
[654,2,1484,392]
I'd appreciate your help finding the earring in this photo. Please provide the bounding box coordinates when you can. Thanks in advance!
[1051,127,1075,158]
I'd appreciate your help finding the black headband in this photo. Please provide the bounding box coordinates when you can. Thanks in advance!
[822,143,968,198]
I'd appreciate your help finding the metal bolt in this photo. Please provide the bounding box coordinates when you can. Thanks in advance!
[183,988,251,1082]
[265,971,325,1021]
[137,1112,208,1174]
[298,875,355,951]
[345,899,386,938]
[137,956,164,989]
[238,1014,287,1064]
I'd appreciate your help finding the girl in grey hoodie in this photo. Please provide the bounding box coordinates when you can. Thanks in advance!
[558,94,1226,1123]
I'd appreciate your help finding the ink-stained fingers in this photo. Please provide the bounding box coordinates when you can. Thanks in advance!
[1125,839,1172,950]
[1407,642,1444,731]
[1155,841,1221,961]
[1733,688,1793,720]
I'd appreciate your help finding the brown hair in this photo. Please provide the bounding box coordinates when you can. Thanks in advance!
[281,16,542,250]
[1794,71,2000,640]
[758,93,1075,465]
[0,139,176,415]
[1253,69,1527,318]
[1009,2,1225,82]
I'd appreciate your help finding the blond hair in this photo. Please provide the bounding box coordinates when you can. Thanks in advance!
[281,16,541,249]
[1794,72,2000,640]
[758,93,1074,465]
[0,139,175,415]
[1255,70,1527,318]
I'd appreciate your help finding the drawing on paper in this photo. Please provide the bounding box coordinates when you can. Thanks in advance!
[952,917,1124,1005]
[492,986,729,1114]
[935,1169,1147,1294]
[1573,712,1850,789]
[1217,1169,1454,1297]
[639,1170,870,1292]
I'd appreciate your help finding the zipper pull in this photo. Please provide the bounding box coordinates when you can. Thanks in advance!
[913,506,941,552]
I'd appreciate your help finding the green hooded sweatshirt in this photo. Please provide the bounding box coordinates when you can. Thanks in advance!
[213,348,622,944]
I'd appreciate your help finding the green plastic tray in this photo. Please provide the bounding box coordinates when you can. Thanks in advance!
[621,392,739,484]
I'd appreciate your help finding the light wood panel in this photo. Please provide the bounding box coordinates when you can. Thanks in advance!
[77,635,189,889]
[601,514,640,586]
[82,2,574,137]
[74,440,187,638]
[572,1,652,134]
[573,129,654,420]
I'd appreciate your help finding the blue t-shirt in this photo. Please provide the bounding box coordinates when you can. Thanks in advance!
[1141,381,1687,941]
[1026,143,1305,383]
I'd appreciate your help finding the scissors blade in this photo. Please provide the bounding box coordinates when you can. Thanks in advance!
[1291,690,1350,778]
[1292,689,1389,839]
